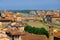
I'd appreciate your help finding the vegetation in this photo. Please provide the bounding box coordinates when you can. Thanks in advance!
[54,25,60,29]
[39,20,43,22]
[9,10,32,13]
[39,20,47,23]
[24,25,49,38]
[39,20,49,26]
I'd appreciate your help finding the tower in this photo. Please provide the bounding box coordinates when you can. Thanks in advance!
[49,26,54,40]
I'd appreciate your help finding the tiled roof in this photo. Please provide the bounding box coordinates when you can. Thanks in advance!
[16,13,22,17]
[51,16,60,18]
[46,14,60,18]
[0,17,12,20]
[54,31,60,38]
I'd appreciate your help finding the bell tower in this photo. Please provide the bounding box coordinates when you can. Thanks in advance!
[49,26,54,40]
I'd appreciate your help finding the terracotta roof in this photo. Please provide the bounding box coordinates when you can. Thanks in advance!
[21,32,48,40]
[16,14,22,17]
[0,18,11,20]
[6,28,21,35]
[51,16,60,18]
[46,14,53,16]
[46,14,60,18]
[54,31,60,38]
[11,23,24,27]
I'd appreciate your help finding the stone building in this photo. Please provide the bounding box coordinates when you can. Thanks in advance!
[15,13,22,22]
[46,10,60,24]
[49,26,54,40]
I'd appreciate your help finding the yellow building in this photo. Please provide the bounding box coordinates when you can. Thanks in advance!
[51,16,60,24]
[15,13,22,21]
[46,12,60,24]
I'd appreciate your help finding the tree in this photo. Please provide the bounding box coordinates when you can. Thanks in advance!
[24,25,49,38]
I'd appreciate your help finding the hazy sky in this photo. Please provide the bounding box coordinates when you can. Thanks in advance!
[0,0,60,10]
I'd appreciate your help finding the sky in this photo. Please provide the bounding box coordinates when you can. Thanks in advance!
[0,0,60,10]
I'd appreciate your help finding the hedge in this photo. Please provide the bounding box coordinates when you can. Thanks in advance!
[24,25,49,38]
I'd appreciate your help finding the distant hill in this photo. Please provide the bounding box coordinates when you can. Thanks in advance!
[8,10,33,13]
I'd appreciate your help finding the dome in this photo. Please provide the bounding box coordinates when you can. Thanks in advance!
[16,13,22,17]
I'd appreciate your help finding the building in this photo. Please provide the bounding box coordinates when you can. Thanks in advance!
[49,26,54,40]
[46,10,60,24]
[15,13,22,21]
[51,16,60,24]
[10,21,25,32]
[54,30,60,40]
